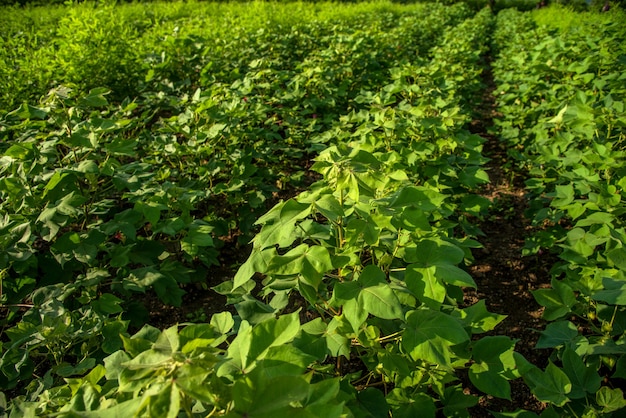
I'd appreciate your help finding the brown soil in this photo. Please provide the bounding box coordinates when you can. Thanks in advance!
[463,55,553,416]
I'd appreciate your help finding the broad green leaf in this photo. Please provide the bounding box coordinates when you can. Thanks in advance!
[536,321,578,349]
[561,348,601,399]
[345,218,380,245]
[219,321,252,378]
[457,300,507,334]
[102,320,128,354]
[403,309,469,368]
[398,207,431,232]
[592,278,626,305]
[612,355,626,380]
[315,194,345,222]
[254,199,312,249]
[181,222,215,256]
[596,386,626,413]
[210,311,235,335]
[134,201,167,227]
[92,293,124,315]
[405,265,446,309]
[174,367,215,404]
[389,186,445,212]
[232,375,310,417]
[358,265,403,320]
[518,361,572,407]
[532,280,576,320]
[4,143,35,160]
[442,385,479,417]
[266,244,333,287]
[607,248,626,270]
[78,88,110,108]
[233,248,272,289]
[325,316,351,358]
[254,344,315,379]
[353,387,389,418]
[470,336,518,399]
[405,239,464,265]
[146,381,180,418]
[342,298,368,333]
[76,160,99,174]
[104,351,131,381]
[552,184,574,208]
[387,389,436,418]
[70,397,144,417]
[154,325,180,354]
[245,311,301,371]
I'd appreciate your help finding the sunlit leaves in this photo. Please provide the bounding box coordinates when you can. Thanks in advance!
[402,309,469,368]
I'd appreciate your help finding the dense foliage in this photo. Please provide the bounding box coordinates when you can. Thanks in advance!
[492,5,626,416]
[0,0,625,416]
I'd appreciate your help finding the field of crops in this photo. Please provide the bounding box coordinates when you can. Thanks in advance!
[1,0,625,416]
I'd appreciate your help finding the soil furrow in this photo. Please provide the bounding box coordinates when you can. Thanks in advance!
[464,51,553,416]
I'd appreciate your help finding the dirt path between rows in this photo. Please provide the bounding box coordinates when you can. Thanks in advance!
[464,53,553,416]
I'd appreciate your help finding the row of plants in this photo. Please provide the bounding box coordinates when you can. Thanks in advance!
[492,5,626,416]
[0,6,525,416]
[0,0,471,112]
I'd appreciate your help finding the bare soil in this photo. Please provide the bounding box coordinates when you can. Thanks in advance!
[463,54,553,416]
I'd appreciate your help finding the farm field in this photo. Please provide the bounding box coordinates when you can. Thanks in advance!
[0,0,625,416]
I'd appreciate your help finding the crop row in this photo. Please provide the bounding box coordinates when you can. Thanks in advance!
[492,5,626,416]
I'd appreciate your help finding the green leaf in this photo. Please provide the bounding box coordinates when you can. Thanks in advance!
[154,325,180,354]
[442,385,479,417]
[146,381,180,418]
[174,367,215,404]
[552,184,574,208]
[469,336,518,400]
[405,239,465,265]
[457,300,507,334]
[325,316,351,358]
[181,222,215,256]
[254,199,312,249]
[233,248,271,290]
[104,351,131,381]
[532,280,576,320]
[561,348,601,399]
[536,321,579,349]
[78,88,110,108]
[387,389,436,418]
[70,397,144,417]
[613,355,626,380]
[592,278,626,305]
[102,320,128,354]
[403,309,469,368]
[266,244,334,287]
[92,293,124,315]
[405,265,446,309]
[358,265,403,320]
[210,311,235,335]
[596,386,626,413]
[354,387,389,418]
[389,186,445,212]
[518,360,572,407]
[244,311,301,371]
[233,375,310,417]
[315,194,345,222]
